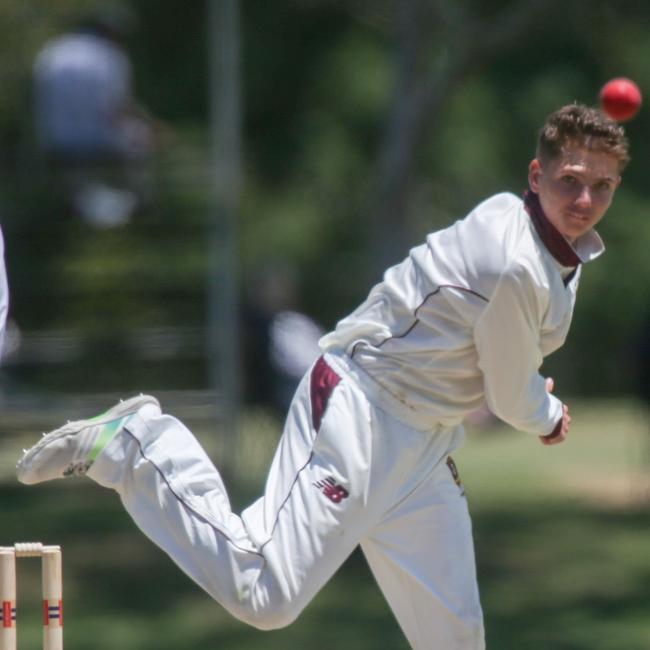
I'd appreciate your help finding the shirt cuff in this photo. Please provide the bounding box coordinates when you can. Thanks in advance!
[541,413,563,440]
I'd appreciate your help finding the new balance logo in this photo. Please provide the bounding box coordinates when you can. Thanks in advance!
[313,476,349,503]
[63,460,93,477]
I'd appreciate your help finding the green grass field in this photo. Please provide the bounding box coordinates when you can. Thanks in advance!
[1,398,650,649]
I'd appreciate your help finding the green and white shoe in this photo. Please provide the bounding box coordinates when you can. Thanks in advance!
[16,394,161,485]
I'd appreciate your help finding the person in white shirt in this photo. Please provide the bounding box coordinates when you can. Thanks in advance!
[16,104,629,649]
[0,225,8,359]
[33,8,149,162]
[33,7,158,227]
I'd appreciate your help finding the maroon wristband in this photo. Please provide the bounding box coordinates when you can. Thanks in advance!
[541,416,563,440]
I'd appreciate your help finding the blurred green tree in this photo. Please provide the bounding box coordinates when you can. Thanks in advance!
[1,0,649,397]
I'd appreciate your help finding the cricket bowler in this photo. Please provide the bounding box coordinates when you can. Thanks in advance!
[17,103,629,649]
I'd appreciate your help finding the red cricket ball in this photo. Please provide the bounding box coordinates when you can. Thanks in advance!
[599,77,642,122]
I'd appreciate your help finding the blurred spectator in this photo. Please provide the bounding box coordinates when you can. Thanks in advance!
[33,4,162,227]
[243,262,325,414]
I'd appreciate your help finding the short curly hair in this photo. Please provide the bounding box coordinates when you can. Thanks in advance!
[536,103,630,171]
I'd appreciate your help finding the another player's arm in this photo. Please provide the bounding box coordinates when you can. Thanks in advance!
[473,264,568,444]
[0,227,8,360]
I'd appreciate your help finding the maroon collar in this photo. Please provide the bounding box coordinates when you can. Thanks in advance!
[523,190,581,267]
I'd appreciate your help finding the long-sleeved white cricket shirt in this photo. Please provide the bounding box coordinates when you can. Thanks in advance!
[320,192,604,436]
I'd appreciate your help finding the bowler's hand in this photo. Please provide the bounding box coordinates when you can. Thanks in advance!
[539,377,570,446]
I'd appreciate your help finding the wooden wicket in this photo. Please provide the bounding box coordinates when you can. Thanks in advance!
[0,543,63,650]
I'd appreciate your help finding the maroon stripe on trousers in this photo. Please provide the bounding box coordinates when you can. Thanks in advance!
[310,356,341,432]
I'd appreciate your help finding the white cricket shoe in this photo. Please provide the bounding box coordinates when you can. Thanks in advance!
[16,394,161,485]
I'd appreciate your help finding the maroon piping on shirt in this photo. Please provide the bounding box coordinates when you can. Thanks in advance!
[350,284,489,359]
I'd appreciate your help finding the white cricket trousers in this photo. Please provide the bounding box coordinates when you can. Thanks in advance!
[88,354,485,649]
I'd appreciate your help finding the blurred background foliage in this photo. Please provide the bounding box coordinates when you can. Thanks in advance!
[1,0,650,396]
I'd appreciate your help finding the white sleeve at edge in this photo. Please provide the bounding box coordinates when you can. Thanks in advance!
[0,227,8,360]
[474,266,563,435]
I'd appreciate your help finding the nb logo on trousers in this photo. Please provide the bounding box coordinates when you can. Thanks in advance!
[313,476,349,503]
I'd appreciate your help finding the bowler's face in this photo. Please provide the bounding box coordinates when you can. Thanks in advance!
[528,144,621,244]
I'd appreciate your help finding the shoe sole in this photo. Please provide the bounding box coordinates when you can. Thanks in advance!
[17,394,160,472]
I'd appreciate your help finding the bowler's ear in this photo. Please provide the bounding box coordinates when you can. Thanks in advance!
[528,159,542,192]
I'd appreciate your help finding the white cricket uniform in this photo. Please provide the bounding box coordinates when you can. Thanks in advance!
[88,192,603,649]
[0,226,8,359]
